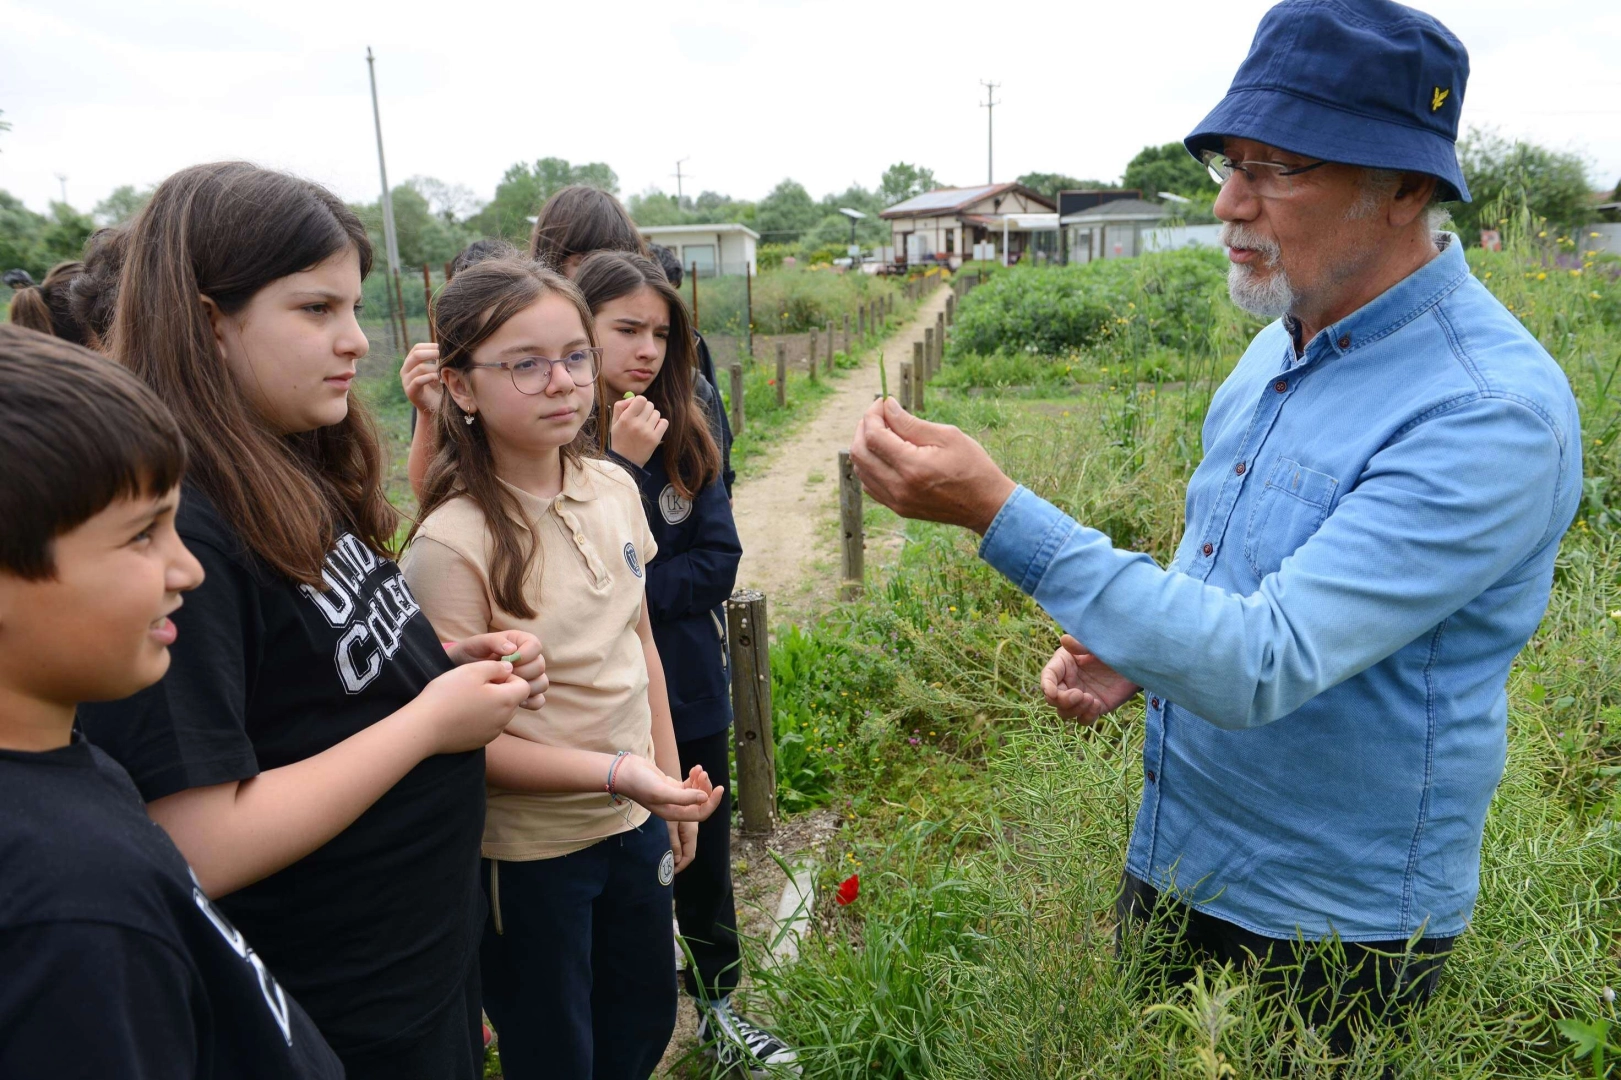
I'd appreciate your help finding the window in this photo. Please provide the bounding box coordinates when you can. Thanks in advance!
[682,244,717,279]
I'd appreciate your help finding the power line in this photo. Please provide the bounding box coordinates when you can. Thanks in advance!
[980,81,1001,186]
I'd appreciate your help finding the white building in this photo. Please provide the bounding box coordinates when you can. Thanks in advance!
[637,223,759,277]
[879,183,1057,268]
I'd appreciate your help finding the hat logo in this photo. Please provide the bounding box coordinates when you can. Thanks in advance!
[1431,87,1449,112]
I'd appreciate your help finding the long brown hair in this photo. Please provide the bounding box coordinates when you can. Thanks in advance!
[574,251,719,500]
[111,161,394,586]
[529,186,646,270]
[409,254,602,618]
[9,261,93,347]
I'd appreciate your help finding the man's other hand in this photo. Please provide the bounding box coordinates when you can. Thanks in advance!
[1041,635,1141,724]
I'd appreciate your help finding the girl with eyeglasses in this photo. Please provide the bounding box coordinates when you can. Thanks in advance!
[574,250,800,1073]
[399,251,722,1080]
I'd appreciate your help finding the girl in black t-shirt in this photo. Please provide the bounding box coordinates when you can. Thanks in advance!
[77,163,543,1080]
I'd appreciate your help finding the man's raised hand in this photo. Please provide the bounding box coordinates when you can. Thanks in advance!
[849,396,1016,534]
[1040,634,1141,724]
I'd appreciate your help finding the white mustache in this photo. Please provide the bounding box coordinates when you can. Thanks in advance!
[1221,224,1281,267]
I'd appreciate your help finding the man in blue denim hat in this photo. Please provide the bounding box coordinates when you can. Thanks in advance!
[850,0,1581,1054]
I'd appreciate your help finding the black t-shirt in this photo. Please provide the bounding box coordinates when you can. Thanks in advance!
[0,736,344,1078]
[77,485,485,1062]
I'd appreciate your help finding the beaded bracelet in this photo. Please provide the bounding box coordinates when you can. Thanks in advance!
[605,750,632,806]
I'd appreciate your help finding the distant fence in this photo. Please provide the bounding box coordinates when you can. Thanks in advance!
[1141,224,1226,253]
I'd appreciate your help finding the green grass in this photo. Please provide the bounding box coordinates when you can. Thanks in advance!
[736,219,1621,1077]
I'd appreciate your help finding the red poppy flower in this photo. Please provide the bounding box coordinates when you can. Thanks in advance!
[768,379,777,386]
[835,874,859,905]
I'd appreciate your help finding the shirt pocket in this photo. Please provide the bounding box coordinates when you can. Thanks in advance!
[1242,456,1339,579]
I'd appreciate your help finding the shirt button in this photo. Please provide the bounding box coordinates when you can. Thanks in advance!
[1235,462,1246,475]
[1338,334,1351,349]
[575,534,586,544]
[1273,379,1288,393]
[1149,696,1160,709]
[1202,542,1214,556]
[1145,769,1157,783]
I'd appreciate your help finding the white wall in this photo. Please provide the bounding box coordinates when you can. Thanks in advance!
[1140,224,1226,253]
[1584,222,1621,255]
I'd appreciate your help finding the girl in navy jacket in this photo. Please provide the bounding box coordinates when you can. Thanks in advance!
[574,252,799,1074]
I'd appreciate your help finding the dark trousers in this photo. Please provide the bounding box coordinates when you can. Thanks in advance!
[341,952,482,1080]
[480,818,677,1080]
[1117,873,1452,1056]
[675,729,741,1001]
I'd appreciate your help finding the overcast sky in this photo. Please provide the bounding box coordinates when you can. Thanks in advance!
[3,0,1618,218]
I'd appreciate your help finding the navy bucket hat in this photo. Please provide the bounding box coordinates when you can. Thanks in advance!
[1185,0,1471,202]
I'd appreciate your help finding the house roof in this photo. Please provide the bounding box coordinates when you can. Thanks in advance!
[880,183,1056,219]
[637,223,761,240]
[1059,198,1168,225]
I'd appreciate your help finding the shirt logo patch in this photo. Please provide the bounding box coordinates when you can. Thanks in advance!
[658,849,675,886]
[1431,86,1449,112]
[658,484,693,525]
[623,542,643,578]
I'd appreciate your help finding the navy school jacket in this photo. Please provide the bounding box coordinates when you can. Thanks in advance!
[611,377,741,742]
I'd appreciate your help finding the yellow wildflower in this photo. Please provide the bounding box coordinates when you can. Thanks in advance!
[1536,272,1547,281]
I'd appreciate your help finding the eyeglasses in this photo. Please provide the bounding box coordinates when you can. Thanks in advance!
[1200,150,1330,197]
[465,348,602,395]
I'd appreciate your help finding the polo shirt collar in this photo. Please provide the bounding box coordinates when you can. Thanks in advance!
[496,458,601,516]
[1298,232,1471,365]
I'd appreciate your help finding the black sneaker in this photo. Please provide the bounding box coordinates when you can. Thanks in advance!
[697,1006,801,1077]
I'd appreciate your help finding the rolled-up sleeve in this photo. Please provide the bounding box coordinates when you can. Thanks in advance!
[980,395,1567,729]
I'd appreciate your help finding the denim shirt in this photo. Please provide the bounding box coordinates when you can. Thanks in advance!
[980,236,1580,941]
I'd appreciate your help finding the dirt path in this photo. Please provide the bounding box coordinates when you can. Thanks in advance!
[730,286,952,624]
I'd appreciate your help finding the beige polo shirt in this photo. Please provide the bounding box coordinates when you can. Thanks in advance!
[401,457,659,860]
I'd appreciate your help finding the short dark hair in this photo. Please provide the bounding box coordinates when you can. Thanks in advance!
[0,324,186,580]
[648,243,683,288]
[450,237,510,278]
[7,261,93,347]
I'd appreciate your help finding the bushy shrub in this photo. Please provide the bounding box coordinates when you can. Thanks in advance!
[949,248,1234,358]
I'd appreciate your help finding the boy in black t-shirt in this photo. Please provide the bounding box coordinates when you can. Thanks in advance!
[0,325,343,1079]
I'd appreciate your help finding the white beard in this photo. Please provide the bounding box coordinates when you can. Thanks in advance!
[1227,261,1296,320]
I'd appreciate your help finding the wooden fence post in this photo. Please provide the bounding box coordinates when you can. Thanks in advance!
[691,262,700,332]
[912,341,926,410]
[842,312,851,358]
[858,303,867,340]
[775,342,787,407]
[744,265,754,358]
[838,451,864,598]
[946,293,955,326]
[729,362,744,434]
[924,327,935,379]
[726,589,775,835]
[808,330,818,381]
[935,313,946,375]
[899,359,914,418]
[421,264,434,333]
[824,322,834,373]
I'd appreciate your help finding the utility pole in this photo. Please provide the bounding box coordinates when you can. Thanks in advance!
[366,47,408,353]
[671,158,691,203]
[54,173,67,205]
[979,80,1000,185]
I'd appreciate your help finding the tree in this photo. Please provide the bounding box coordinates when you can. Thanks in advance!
[352,183,476,271]
[879,162,939,206]
[468,158,620,241]
[755,179,820,243]
[1015,172,1109,200]
[1452,129,1592,244]
[405,176,482,224]
[0,189,47,274]
[93,184,152,226]
[1122,143,1211,201]
[37,202,95,268]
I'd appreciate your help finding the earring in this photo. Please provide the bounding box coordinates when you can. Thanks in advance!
[464,413,476,426]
